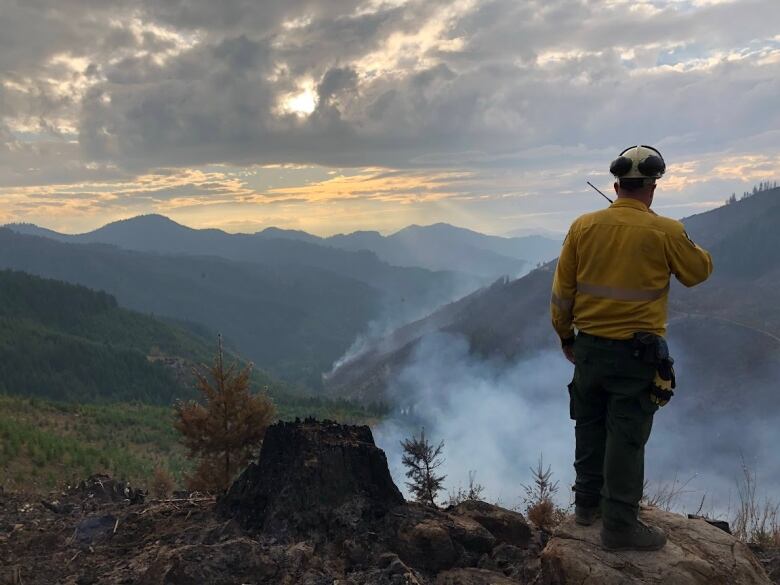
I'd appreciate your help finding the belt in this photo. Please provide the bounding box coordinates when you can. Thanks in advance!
[577,331,634,347]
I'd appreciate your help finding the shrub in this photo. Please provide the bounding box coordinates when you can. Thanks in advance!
[447,470,485,506]
[150,465,175,499]
[732,459,780,546]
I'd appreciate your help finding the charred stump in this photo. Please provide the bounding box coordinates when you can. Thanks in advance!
[218,418,404,537]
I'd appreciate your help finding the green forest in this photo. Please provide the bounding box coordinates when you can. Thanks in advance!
[0,269,283,403]
[0,270,387,490]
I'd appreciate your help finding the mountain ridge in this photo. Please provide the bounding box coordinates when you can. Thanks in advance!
[326,186,780,402]
[4,216,561,280]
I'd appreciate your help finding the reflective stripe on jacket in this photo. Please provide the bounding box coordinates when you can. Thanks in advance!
[551,198,713,341]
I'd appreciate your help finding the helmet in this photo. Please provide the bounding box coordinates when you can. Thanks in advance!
[610,145,666,180]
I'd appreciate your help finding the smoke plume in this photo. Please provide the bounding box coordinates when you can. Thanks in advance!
[373,331,780,519]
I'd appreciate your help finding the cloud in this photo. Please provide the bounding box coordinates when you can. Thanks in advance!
[2,0,780,233]
[75,0,780,170]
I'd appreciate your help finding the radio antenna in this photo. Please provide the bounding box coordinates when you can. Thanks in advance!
[587,181,613,204]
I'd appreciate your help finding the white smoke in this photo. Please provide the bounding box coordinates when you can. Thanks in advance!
[326,276,487,376]
[373,330,780,520]
[374,332,575,508]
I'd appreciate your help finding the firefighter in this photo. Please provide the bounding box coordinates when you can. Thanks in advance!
[551,145,713,551]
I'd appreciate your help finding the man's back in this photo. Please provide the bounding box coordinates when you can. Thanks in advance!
[552,198,712,341]
[552,145,714,553]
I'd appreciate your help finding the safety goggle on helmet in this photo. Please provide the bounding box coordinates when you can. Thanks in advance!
[610,145,666,180]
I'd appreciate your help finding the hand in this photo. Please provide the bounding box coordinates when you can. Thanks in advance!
[562,345,575,364]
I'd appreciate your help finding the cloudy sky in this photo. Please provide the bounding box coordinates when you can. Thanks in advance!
[1,0,779,236]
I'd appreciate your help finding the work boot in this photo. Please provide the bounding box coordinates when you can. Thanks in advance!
[600,520,667,551]
[575,505,601,526]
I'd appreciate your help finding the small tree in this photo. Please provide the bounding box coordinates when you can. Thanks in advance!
[401,428,446,507]
[521,454,566,531]
[174,336,275,493]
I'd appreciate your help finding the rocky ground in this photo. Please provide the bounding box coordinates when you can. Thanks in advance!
[1,420,778,585]
[0,480,544,584]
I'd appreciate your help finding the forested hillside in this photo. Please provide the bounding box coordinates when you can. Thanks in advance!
[0,231,383,387]
[0,270,278,403]
[0,270,392,489]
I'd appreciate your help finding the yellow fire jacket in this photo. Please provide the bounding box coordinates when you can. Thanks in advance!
[551,198,713,341]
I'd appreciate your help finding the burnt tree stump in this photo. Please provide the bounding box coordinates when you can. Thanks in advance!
[218,419,404,536]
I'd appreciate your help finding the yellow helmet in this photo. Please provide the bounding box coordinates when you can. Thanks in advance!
[610,145,666,180]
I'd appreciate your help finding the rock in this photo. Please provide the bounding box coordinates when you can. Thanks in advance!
[478,542,539,580]
[218,419,404,536]
[539,507,772,585]
[435,568,519,584]
[397,519,459,572]
[447,514,497,556]
[391,504,497,572]
[74,515,116,547]
[450,501,532,548]
[687,514,731,534]
[139,537,278,585]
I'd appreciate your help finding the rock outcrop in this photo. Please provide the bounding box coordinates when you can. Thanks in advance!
[539,506,772,585]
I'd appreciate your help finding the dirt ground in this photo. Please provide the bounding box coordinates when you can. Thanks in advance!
[0,481,228,585]
[0,476,541,585]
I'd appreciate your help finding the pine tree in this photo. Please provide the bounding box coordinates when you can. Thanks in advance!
[520,454,566,531]
[174,335,275,493]
[401,428,446,507]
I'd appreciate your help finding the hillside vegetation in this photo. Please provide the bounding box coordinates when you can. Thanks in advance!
[0,230,387,387]
[0,396,186,491]
[0,270,224,403]
[0,394,385,492]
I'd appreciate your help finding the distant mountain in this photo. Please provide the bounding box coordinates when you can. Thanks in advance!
[6,217,560,280]
[256,226,322,244]
[326,223,561,278]
[0,269,238,403]
[5,215,478,319]
[0,229,388,388]
[326,187,780,403]
[3,223,67,241]
[502,226,565,239]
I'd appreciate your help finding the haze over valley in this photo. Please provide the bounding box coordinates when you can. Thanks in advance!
[2,185,780,517]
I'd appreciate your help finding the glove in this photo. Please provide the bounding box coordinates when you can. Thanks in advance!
[650,359,676,406]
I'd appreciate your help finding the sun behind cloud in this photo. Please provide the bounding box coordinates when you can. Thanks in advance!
[279,83,319,117]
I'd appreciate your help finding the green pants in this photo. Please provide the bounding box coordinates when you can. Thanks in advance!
[569,333,659,530]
